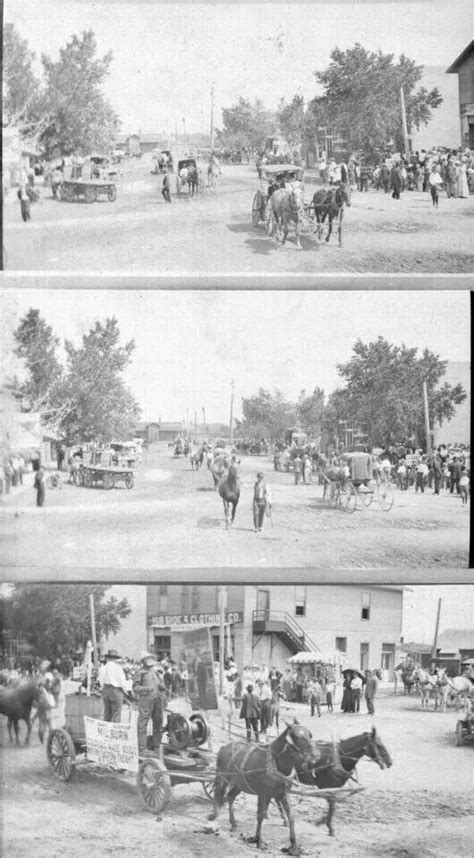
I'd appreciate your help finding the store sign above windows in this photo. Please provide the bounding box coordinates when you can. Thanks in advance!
[150,611,243,628]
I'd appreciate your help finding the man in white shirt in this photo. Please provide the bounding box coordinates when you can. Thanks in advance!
[351,672,363,712]
[98,650,129,722]
[428,165,443,208]
[415,459,429,494]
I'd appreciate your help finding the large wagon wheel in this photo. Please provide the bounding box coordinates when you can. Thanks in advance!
[376,482,394,512]
[455,721,465,746]
[252,191,263,226]
[341,483,357,514]
[84,186,97,204]
[63,185,75,202]
[83,469,92,488]
[202,779,216,801]
[137,758,171,814]
[47,728,76,781]
[125,472,134,489]
[108,185,117,202]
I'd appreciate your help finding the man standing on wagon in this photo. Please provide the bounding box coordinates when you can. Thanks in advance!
[133,653,167,755]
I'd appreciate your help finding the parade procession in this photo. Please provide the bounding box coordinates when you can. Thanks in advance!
[1,582,474,857]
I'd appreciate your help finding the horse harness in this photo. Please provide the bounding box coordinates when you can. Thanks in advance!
[228,733,300,795]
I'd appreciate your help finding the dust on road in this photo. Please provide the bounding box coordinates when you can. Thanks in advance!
[0,447,469,570]
[3,161,473,273]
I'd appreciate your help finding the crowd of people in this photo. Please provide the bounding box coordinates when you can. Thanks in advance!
[1,452,47,507]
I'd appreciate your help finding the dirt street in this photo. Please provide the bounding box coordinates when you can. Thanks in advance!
[3,160,473,273]
[0,447,469,571]
[2,688,473,857]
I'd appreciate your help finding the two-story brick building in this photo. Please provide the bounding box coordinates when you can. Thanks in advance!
[447,41,474,148]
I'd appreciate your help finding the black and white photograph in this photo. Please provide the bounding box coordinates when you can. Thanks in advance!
[1,581,473,857]
[1,0,473,856]
[0,288,470,572]
[2,0,474,274]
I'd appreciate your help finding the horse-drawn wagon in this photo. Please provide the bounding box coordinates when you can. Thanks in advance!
[80,448,135,490]
[58,157,117,204]
[176,158,199,195]
[455,697,474,746]
[46,695,216,813]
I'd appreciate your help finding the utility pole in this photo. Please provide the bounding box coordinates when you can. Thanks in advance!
[202,407,206,437]
[431,598,442,667]
[210,84,215,152]
[89,594,98,668]
[422,381,432,456]
[219,586,226,695]
[229,379,235,445]
[194,411,197,439]
[400,86,410,158]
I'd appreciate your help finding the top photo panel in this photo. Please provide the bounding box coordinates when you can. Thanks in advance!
[2,0,474,276]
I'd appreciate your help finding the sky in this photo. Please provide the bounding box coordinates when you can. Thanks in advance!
[5,0,473,135]
[402,585,473,644]
[1,289,470,423]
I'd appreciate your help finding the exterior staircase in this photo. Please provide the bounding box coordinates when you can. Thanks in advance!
[252,610,320,655]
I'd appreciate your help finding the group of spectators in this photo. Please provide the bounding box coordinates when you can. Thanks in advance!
[341,669,379,715]
[1,452,48,507]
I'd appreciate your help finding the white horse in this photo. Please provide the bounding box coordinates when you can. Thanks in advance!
[446,675,473,709]
[412,667,440,710]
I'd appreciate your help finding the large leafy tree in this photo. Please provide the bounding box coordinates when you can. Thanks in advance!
[3,585,131,658]
[12,308,63,410]
[332,338,466,448]
[277,94,306,149]
[217,97,275,150]
[39,30,120,158]
[3,23,41,126]
[58,317,141,444]
[296,387,326,436]
[238,388,296,438]
[309,44,442,156]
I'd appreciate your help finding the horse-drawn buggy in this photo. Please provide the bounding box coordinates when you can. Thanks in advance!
[455,700,474,746]
[46,694,216,813]
[252,164,305,236]
[176,158,199,195]
[80,447,135,490]
[58,156,117,204]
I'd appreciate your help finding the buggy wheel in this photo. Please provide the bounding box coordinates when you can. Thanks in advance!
[376,482,394,512]
[63,185,75,202]
[84,187,97,204]
[47,728,76,781]
[455,721,465,746]
[202,779,216,801]
[125,472,134,489]
[328,483,339,508]
[341,484,357,514]
[108,185,117,202]
[252,192,263,226]
[137,758,171,814]
[103,473,114,490]
[360,486,373,507]
[84,470,92,488]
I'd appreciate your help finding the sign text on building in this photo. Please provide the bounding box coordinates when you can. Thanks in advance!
[150,611,243,628]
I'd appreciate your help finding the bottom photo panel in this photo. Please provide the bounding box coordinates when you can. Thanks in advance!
[1,581,473,858]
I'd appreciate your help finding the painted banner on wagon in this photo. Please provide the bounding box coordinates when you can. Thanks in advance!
[84,712,139,772]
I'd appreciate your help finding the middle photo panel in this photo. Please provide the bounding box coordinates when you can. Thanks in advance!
[1,288,470,573]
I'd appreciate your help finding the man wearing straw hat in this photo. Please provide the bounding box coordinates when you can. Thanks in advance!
[99,649,129,723]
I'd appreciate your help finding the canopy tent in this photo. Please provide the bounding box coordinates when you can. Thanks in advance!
[288,650,347,666]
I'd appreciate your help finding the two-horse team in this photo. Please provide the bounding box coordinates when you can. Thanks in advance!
[270,183,351,250]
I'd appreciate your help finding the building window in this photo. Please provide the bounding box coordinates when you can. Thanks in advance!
[360,642,369,671]
[336,636,347,653]
[361,591,370,620]
[295,585,306,617]
[154,635,170,659]
[192,586,200,611]
[158,585,168,613]
[181,585,190,613]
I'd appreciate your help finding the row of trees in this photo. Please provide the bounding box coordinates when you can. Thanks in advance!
[237,338,466,449]
[217,45,442,159]
[3,25,119,158]
[9,308,141,445]
[0,585,131,660]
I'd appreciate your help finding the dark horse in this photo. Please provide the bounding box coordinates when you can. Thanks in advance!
[310,183,351,247]
[0,680,41,745]
[285,728,392,837]
[208,721,318,855]
[218,460,240,529]
[270,188,304,250]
